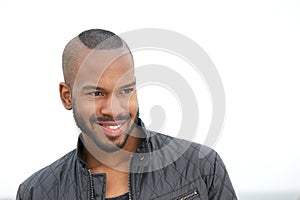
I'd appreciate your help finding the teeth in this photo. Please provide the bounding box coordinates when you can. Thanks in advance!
[106,125,121,130]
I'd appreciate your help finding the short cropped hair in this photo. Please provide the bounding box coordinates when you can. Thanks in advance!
[62,29,130,87]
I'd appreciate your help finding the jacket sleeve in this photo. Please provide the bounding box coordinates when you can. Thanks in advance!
[16,184,32,200]
[205,151,238,200]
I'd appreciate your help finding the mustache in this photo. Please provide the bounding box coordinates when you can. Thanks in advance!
[90,114,131,123]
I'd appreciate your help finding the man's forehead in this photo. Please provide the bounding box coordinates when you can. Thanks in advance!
[80,48,132,69]
[73,48,134,90]
[75,47,131,72]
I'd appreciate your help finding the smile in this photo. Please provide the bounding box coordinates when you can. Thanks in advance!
[103,125,122,130]
[97,120,128,137]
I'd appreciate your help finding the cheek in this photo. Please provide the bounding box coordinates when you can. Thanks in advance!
[76,99,96,116]
[128,94,138,114]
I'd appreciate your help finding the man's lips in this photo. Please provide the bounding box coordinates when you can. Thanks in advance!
[97,120,127,137]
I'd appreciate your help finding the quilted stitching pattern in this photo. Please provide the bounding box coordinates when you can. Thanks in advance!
[17,132,237,200]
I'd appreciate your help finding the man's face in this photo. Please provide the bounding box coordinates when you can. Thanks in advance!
[72,49,138,152]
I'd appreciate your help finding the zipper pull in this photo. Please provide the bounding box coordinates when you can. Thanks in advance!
[178,190,199,200]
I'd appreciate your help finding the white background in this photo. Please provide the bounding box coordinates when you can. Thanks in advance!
[0,0,299,199]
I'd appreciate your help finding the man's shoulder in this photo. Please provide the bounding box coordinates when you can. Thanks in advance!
[147,131,222,171]
[18,149,77,192]
[147,132,237,196]
[148,131,217,158]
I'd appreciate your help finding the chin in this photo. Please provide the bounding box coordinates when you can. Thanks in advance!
[93,133,129,153]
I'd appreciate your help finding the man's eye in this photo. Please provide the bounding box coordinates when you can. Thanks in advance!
[89,91,104,96]
[119,88,134,95]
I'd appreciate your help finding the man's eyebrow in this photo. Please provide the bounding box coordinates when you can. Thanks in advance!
[81,86,105,91]
[81,81,136,91]
[119,81,136,89]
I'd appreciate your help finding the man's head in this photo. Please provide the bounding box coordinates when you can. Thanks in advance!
[59,29,139,152]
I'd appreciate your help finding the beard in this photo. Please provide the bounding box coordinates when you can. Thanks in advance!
[73,103,140,153]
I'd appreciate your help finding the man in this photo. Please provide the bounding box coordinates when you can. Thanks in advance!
[17,29,237,200]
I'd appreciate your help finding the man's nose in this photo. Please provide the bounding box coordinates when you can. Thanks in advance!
[99,95,125,117]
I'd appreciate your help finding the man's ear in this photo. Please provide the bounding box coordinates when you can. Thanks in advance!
[59,82,72,110]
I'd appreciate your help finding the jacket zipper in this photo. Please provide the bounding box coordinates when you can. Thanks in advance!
[128,154,133,200]
[178,190,199,200]
[88,169,95,200]
[88,156,133,200]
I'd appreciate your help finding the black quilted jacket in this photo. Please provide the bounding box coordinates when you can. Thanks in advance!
[16,130,237,200]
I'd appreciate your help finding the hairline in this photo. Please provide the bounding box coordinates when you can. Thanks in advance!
[62,36,133,89]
